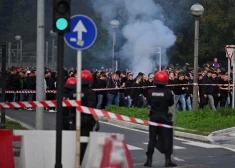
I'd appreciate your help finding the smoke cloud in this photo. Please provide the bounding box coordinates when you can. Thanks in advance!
[91,0,176,74]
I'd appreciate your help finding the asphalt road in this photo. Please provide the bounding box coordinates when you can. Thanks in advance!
[5,109,235,168]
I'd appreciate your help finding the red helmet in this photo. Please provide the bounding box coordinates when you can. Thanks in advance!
[82,70,93,84]
[65,77,76,89]
[154,71,168,85]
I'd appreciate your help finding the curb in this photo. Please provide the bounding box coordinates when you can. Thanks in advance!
[5,115,35,130]
[208,126,235,144]
[99,117,210,143]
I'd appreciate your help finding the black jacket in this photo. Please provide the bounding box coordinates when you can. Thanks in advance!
[6,73,21,90]
[202,75,213,95]
[167,79,175,91]
[147,86,174,121]
[96,78,107,95]
[143,80,154,97]
[119,76,127,93]
[173,79,186,95]
[131,82,143,99]
[212,77,220,94]
[106,78,120,95]
[124,79,134,97]
[26,76,36,90]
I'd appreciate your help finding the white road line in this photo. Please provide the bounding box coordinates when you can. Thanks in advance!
[174,146,186,149]
[173,157,185,162]
[127,144,143,150]
[100,121,149,134]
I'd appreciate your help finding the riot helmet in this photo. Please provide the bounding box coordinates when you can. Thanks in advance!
[154,71,168,85]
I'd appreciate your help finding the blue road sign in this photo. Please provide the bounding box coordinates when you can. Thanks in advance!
[64,15,97,50]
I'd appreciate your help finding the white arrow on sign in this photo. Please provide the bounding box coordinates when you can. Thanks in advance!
[73,20,87,46]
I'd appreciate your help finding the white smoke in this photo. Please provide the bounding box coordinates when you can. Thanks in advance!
[91,0,176,74]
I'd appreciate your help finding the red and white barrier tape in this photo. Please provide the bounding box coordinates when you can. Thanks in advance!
[1,99,178,129]
[0,100,80,109]
[93,83,232,91]
[0,90,56,94]
[0,83,232,93]
[1,99,211,133]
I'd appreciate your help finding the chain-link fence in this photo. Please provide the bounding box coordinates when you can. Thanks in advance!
[0,48,56,68]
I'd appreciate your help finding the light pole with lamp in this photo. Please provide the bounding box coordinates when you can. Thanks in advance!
[191,3,204,111]
[15,35,23,67]
[50,30,57,70]
[156,47,162,71]
[110,19,120,72]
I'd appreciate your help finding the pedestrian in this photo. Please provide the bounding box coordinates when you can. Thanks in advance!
[144,71,177,167]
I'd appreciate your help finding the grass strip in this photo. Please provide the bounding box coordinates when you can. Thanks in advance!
[0,116,28,130]
[105,106,235,135]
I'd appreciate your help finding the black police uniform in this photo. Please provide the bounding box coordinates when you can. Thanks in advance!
[62,83,99,164]
[144,84,177,167]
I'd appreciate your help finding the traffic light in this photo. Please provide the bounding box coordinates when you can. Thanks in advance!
[53,0,71,33]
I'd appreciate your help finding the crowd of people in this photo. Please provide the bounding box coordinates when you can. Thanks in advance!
[0,57,232,112]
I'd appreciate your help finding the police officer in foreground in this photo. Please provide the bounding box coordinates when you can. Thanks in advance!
[63,70,100,164]
[144,71,177,167]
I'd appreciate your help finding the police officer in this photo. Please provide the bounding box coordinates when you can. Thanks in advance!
[63,70,100,164]
[144,71,177,167]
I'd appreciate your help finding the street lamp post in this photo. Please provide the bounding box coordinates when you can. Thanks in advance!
[110,19,120,72]
[191,3,204,111]
[15,35,23,67]
[156,47,162,71]
[50,30,57,70]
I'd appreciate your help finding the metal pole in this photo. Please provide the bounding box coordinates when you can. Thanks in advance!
[55,33,64,168]
[52,38,55,69]
[228,59,230,81]
[8,43,11,68]
[20,39,23,67]
[46,41,49,66]
[36,0,45,130]
[16,42,19,64]
[116,60,118,71]
[1,42,6,129]
[233,49,235,109]
[76,50,82,168]
[159,47,162,71]
[112,31,116,72]
[192,17,199,111]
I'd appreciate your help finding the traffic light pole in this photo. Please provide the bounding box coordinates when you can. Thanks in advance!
[1,42,6,129]
[55,33,64,168]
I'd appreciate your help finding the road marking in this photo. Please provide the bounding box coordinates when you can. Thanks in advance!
[100,121,148,134]
[127,144,143,150]
[101,122,235,153]
[174,146,186,149]
[143,142,186,149]
[182,141,221,148]
[173,157,185,162]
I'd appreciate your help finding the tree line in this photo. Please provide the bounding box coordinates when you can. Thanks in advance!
[0,0,234,69]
